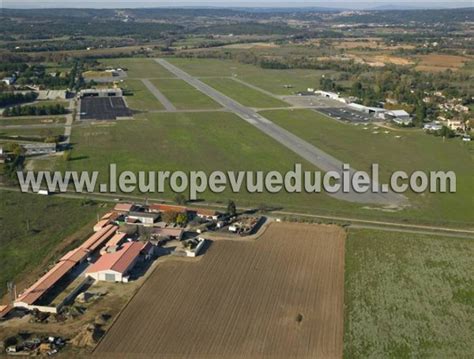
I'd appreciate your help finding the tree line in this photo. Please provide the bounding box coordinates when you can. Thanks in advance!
[0,92,38,108]
[3,103,67,117]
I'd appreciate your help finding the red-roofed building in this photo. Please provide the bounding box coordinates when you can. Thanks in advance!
[114,203,135,213]
[14,247,89,310]
[80,224,118,252]
[101,232,128,254]
[195,208,222,221]
[94,219,111,232]
[86,242,153,282]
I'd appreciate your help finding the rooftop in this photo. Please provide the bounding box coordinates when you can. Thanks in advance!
[86,241,150,275]
[114,203,134,212]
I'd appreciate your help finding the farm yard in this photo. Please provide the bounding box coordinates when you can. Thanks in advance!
[95,222,346,359]
[344,229,474,358]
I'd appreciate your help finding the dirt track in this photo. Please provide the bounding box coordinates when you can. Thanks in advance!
[95,222,345,359]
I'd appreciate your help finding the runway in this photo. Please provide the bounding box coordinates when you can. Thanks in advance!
[155,58,407,206]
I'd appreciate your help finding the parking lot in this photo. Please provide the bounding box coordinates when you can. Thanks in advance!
[79,97,133,121]
[317,107,374,122]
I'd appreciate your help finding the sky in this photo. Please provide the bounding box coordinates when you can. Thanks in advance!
[2,1,473,9]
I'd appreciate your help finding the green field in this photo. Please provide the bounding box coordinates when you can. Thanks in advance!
[64,111,366,214]
[0,117,66,126]
[260,109,474,226]
[202,77,290,108]
[169,57,335,95]
[151,79,221,110]
[0,127,64,142]
[100,58,175,79]
[344,229,474,358]
[0,191,100,299]
[122,79,164,111]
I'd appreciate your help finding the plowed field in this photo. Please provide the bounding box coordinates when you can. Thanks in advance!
[95,222,345,359]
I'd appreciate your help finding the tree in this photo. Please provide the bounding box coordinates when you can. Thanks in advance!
[176,213,188,226]
[414,101,427,127]
[162,210,178,223]
[227,200,237,216]
[174,193,187,205]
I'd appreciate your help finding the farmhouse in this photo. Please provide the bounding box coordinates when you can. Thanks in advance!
[86,241,153,282]
[424,122,443,131]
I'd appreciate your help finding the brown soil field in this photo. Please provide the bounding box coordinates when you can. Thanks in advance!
[415,54,471,72]
[94,222,346,359]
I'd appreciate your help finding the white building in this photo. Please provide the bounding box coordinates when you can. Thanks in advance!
[385,110,412,125]
[86,242,153,282]
[424,122,443,131]
[22,143,57,156]
[128,212,159,225]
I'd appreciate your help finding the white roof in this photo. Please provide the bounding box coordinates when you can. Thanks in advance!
[388,110,410,117]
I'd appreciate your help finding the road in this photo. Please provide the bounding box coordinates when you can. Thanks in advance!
[141,79,176,111]
[156,58,407,206]
[0,185,472,239]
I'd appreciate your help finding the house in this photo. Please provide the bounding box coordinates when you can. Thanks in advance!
[128,211,159,225]
[86,241,153,282]
[446,119,465,131]
[22,143,57,156]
